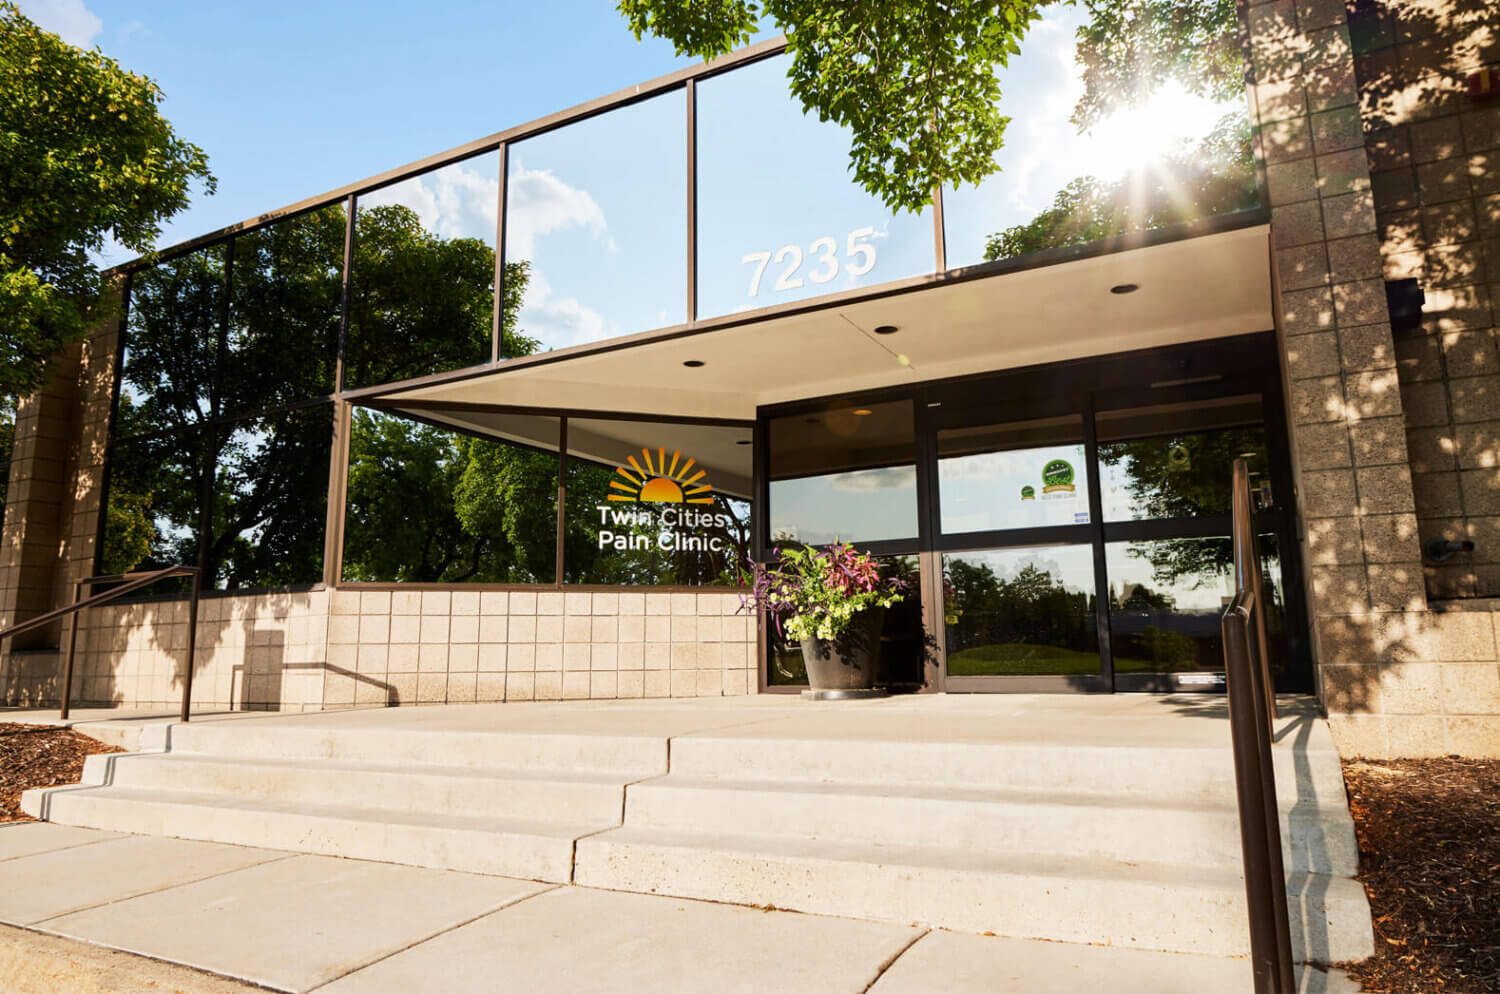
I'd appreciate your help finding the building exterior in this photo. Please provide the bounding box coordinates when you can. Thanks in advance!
[2,0,1498,758]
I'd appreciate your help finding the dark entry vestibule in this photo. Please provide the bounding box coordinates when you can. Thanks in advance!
[758,331,1310,695]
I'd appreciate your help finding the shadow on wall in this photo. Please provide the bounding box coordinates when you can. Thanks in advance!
[1,593,401,714]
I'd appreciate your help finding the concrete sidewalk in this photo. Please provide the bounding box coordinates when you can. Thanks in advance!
[0,822,1358,993]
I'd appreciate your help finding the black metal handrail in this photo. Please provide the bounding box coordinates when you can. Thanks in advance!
[0,564,203,722]
[1223,459,1295,992]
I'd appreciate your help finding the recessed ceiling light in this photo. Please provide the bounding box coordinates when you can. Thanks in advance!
[927,401,942,407]
[682,359,705,367]
[736,440,751,446]
[1110,283,1140,295]
[874,324,899,335]
[853,408,873,416]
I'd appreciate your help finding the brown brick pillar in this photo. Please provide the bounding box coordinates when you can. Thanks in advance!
[0,299,121,705]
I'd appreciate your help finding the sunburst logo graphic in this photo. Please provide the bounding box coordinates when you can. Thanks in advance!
[609,448,714,504]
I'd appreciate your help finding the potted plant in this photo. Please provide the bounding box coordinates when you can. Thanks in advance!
[743,543,906,697]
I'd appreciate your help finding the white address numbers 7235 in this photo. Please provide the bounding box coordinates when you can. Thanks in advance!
[741,226,878,298]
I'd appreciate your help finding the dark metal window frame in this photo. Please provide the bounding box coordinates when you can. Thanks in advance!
[754,332,1311,695]
[96,25,1272,603]
[333,401,756,593]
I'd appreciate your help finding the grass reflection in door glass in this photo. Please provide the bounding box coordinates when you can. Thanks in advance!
[942,546,1099,676]
[1106,536,1286,674]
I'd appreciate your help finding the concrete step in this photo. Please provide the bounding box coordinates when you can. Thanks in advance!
[666,734,1349,807]
[164,721,668,778]
[21,785,611,883]
[574,824,1375,963]
[77,752,631,825]
[622,775,1360,875]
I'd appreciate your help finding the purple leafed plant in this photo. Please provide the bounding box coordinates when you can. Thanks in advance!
[740,542,905,643]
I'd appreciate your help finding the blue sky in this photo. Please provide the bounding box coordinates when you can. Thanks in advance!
[21,0,706,256]
[21,0,1245,357]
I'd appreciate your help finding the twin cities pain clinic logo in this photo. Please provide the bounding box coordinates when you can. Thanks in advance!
[597,447,732,553]
[608,447,713,505]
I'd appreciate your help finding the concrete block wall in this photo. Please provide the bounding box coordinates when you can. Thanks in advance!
[1351,0,1500,599]
[1246,0,1500,755]
[324,589,755,706]
[19,586,756,712]
[61,590,331,712]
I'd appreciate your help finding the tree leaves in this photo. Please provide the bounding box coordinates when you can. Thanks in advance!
[0,2,213,399]
[619,0,1046,213]
[617,0,1245,215]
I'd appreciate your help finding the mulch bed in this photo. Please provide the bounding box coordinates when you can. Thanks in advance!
[0,723,124,822]
[1341,758,1500,993]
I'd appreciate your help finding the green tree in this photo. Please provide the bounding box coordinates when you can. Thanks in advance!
[105,201,543,588]
[617,0,1241,212]
[0,2,214,400]
[983,114,1256,261]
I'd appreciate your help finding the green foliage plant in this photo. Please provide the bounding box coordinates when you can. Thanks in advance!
[618,1,1244,214]
[1,2,214,398]
[744,542,904,642]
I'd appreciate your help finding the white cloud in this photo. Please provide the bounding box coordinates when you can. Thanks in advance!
[832,467,916,492]
[360,160,498,244]
[515,270,620,351]
[505,161,613,259]
[16,0,102,47]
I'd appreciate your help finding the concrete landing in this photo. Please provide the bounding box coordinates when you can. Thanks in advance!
[0,824,1359,993]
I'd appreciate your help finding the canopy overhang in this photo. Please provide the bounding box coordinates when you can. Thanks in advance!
[375,224,1273,425]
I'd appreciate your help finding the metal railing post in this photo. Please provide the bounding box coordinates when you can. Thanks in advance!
[1224,458,1296,993]
[58,579,83,720]
[181,568,201,723]
[0,564,204,723]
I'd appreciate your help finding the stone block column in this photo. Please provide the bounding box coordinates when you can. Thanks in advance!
[1245,0,1432,740]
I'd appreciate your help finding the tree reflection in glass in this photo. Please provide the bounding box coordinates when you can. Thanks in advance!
[942,546,1099,676]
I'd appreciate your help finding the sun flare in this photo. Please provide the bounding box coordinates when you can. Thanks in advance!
[609,447,715,504]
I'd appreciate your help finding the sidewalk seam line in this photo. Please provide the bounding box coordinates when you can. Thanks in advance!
[29,850,299,926]
[861,927,931,994]
[302,884,563,993]
[0,830,126,865]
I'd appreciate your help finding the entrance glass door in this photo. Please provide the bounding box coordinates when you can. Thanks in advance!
[927,389,1303,692]
[934,413,1108,691]
[1095,395,1293,691]
[755,333,1312,694]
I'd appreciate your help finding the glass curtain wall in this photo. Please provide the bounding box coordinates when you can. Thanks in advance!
[504,93,686,355]
[340,407,754,588]
[765,400,925,687]
[696,55,935,318]
[102,217,339,591]
[96,30,1264,605]
[940,3,1259,268]
[345,152,502,389]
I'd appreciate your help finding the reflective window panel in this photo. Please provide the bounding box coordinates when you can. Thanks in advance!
[100,430,203,579]
[1097,396,1270,521]
[345,151,500,389]
[563,417,752,586]
[938,415,1090,533]
[943,545,1099,676]
[341,407,559,583]
[225,204,345,412]
[769,400,917,545]
[210,405,333,590]
[697,55,934,318]
[940,5,1258,270]
[1106,535,1286,677]
[505,91,686,356]
[118,245,227,439]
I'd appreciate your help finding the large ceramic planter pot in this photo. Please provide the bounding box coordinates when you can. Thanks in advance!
[800,607,885,697]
